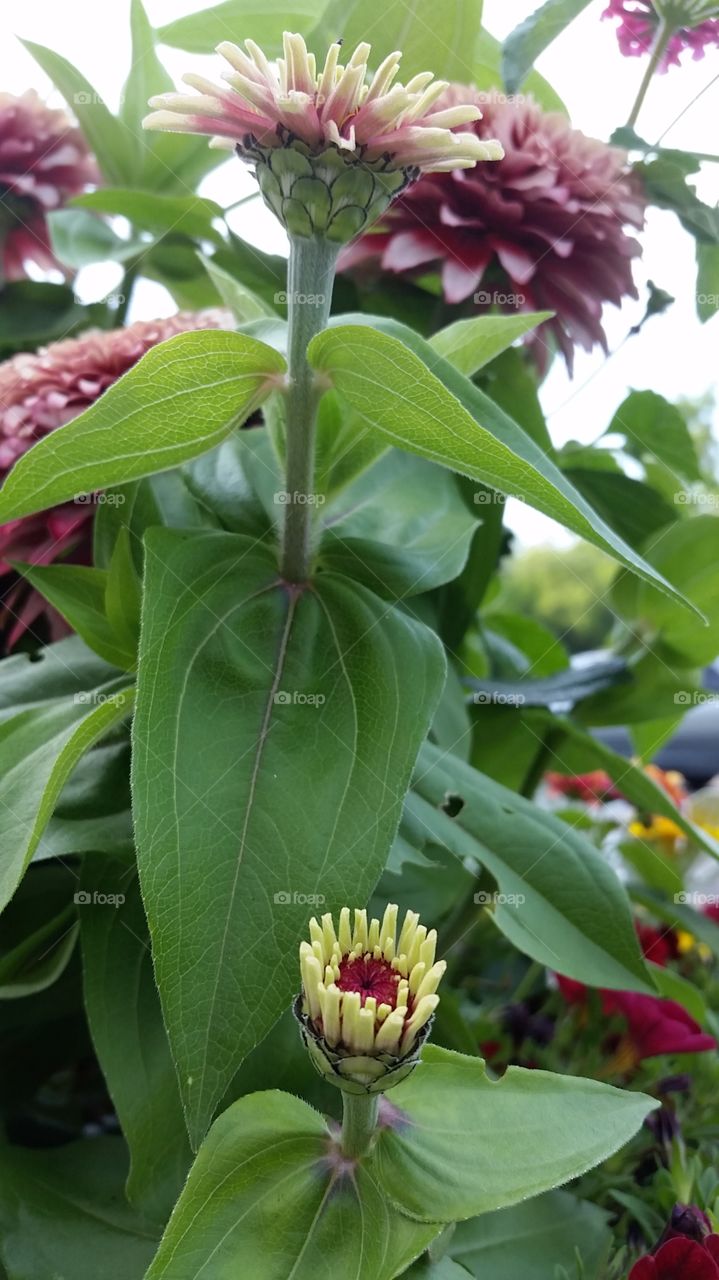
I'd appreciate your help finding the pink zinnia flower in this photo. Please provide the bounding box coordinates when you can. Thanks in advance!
[340,89,647,371]
[0,309,230,650]
[144,34,503,243]
[604,1,719,69]
[0,90,97,282]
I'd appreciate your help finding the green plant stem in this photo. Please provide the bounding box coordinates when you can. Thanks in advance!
[626,19,674,128]
[280,235,338,582]
[115,261,139,326]
[340,1091,380,1159]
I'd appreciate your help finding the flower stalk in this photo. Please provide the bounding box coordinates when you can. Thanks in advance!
[340,1091,380,1158]
[627,17,675,125]
[280,235,337,582]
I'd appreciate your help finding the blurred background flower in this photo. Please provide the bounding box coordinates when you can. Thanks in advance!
[604,1,719,69]
[340,89,647,372]
[0,309,230,650]
[0,89,97,282]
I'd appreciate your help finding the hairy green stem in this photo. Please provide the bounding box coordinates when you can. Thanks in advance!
[626,19,674,128]
[340,1091,380,1159]
[280,235,338,582]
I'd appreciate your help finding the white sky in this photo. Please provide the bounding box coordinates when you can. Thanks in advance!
[1,0,717,545]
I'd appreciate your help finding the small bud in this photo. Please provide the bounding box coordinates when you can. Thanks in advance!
[294,904,445,1093]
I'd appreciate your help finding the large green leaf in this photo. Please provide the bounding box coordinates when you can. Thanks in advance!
[308,323,699,614]
[74,190,224,244]
[133,530,445,1146]
[48,208,145,269]
[80,859,191,1225]
[474,28,566,114]
[411,741,654,992]
[158,0,327,54]
[607,390,701,483]
[312,0,482,81]
[502,0,593,95]
[0,1139,157,1280]
[451,1190,612,1279]
[0,330,284,522]
[371,1046,656,1221]
[0,685,134,913]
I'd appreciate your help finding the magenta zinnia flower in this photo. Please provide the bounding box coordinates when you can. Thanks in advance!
[144,34,503,243]
[0,90,97,282]
[340,89,647,371]
[0,309,230,649]
[604,1,719,68]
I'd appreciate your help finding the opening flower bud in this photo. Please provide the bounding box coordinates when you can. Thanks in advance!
[294,904,445,1093]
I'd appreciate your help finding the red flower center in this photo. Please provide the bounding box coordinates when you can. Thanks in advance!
[337,955,400,1009]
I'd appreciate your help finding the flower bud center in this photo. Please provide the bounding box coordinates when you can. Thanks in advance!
[337,954,400,1009]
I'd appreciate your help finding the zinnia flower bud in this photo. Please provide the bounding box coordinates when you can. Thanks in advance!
[143,33,503,243]
[295,904,445,1093]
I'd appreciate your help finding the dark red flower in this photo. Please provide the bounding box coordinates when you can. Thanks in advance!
[604,1,719,70]
[604,990,716,1060]
[0,309,231,649]
[629,1235,719,1278]
[0,90,97,281]
[340,89,646,371]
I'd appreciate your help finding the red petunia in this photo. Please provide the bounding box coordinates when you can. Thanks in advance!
[629,1235,719,1278]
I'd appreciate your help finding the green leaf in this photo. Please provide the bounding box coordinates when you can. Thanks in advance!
[308,323,700,615]
[608,390,701,483]
[132,530,445,1147]
[21,40,135,187]
[158,0,327,54]
[0,281,90,357]
[0,1139,157,1280]
[636,153,719,243]
[319,452,479,598]
[610,515,719,664]
[696,242,719,322]
[0,905,78,998]
[0,684,134,913]
[412,741,654,993]
[563,469,679,548]
[466,656,629,709]
[0,330,284,522]
[80,859,191,1224]
[74,189,224,243]
[649,961,709,1026]
[314,0,482,82]
[14,563,136,671]
[48,208,144,269]
[144,1090,439,1279]
[201,253,276,321]
[430,312,553,377]
[0,636,119,721]
[105,528,142,660]
[503,0,593,95]
[474,28,567,114]
[451,1190,612,1279]
[370,1045,657,1220]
